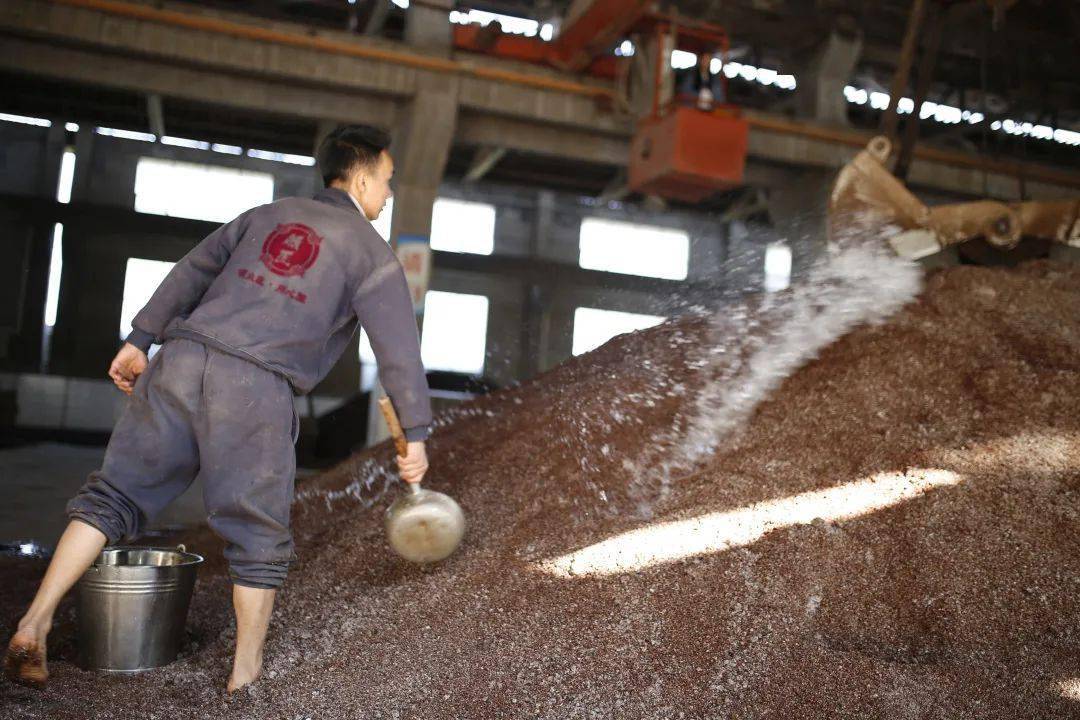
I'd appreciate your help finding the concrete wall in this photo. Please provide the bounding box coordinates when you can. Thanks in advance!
[1,120,774,425]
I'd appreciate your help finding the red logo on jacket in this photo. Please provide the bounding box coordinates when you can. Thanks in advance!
[260,223,322,277]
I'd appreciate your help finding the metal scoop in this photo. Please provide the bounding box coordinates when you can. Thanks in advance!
[380,398,466,564]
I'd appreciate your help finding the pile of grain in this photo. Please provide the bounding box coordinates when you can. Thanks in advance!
[3,260,1079,719]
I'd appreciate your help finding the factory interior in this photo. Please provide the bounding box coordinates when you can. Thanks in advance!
[1,0,1079,717]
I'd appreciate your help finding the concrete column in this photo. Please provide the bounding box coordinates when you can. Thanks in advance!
[686,226,726,283]
[404,0,453,54]
[795,20,862,127]
[366,77,460,445]
[516,190,554,379]
[309,121,362,400]
[39,123,67,199]
[767,168,835,278]
[49,231,128,378]
[3,124,68,370]
[544,304,575,372]
[69,127,95,204]
[389,80,460,247]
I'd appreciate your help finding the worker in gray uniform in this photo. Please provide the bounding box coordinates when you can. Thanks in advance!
[5,124,431,693]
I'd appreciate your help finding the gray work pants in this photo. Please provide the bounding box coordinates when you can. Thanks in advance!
[67,337,299,588]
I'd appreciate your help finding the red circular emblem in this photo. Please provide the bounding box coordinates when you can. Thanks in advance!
[260,223,322,277]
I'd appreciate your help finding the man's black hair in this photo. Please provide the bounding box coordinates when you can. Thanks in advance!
[316,124,392,187]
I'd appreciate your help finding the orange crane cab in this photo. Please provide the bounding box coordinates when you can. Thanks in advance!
[452,1,750,203]
[627,17,749,202]
[629,105,749,202]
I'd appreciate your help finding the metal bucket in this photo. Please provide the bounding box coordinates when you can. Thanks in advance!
[76,545,203,672]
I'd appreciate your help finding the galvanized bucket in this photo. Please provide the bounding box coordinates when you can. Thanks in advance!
[76,545,203,672]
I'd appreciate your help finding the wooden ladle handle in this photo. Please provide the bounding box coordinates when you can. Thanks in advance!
[378,397,409,458]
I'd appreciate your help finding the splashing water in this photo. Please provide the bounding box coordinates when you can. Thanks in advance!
[627,227,924,513]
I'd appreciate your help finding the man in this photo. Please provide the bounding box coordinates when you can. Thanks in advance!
[676,50,727,111]
[4,124,431,692]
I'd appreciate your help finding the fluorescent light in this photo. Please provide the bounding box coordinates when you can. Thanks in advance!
[738,64,758,82]
[774,74,797,90]
[450,9,541,37]
[65,122,80,132]
[211,143,243,155]
[869,91,890,110]
[0,112,51,127]
[95,126,156,142]
[670,49,696,69]
[246,149,316,166]
[162,135,211,150]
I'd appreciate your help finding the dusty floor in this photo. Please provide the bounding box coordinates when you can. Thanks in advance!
[2,260,1079,719]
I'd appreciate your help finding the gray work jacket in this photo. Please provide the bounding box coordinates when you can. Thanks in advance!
[126,187,432,440]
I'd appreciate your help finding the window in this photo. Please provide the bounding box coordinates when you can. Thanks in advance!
[359,328,378,391]
[359,290,489,381]
[56,151,76,204]
[764,242,792,292]
[119,258,176,345]
[422,291,488,374]
[134,157,274,223]
[371,196,392,242]
[579,218,689,280]
[44,150,75,325]
[572,307,664,356]
[43,224,64,328]
[430,198,495,254]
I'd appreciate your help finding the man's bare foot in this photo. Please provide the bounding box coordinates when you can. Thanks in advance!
[226,659,262,693]
[5,625,48,688]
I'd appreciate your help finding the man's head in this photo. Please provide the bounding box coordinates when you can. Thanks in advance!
[317,124,394,221]
[699,50,715,74]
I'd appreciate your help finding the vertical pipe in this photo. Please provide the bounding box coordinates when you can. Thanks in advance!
[880,0,928,142]
[895,2,945,181]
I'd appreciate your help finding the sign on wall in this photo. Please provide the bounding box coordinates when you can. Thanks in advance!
[396,234,431,313]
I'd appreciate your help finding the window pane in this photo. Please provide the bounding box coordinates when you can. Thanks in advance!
[359,327,378,391]
[43,224,64,328]
[421,291,489,374]
[572,307,664,356]
[764,242,792,292]
[56,151,76,204]
[371,196,392,242]
[431,198,495,254]
[360,291,489,379]
[120,258,176,344]
[134,157,274,223]
[579,218,689,280]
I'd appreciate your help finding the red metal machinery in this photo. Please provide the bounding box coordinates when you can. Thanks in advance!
[451,1,750,203]
[627,16,749,202]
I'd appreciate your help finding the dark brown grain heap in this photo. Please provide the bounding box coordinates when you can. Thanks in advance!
[3,261,1079,719]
